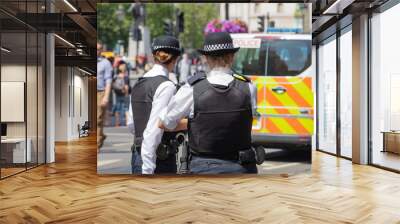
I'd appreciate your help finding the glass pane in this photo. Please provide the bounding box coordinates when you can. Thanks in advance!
[27,30,38,169]
[340,30,352,158]
[26,0,39,169]
[371,4,400,171]
[0,0,46,178]
[317,37,337,154]
[1,27,27,177]
[38,32,45,165]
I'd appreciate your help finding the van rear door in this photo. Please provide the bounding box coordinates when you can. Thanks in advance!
[232,37,313,137]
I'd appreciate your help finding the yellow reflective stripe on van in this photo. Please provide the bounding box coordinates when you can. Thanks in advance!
[252,116,313,135]
[250,75,314,136]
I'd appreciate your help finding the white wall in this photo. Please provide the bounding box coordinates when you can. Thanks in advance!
[54,66,89,141]
[71,72,89,138]
[1,65,26,142]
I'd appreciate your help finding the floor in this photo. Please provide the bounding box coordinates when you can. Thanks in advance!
[1,163,45,179]
[0,167,25,178]
[97,126,133,174]
[1,136,400,223]
[372,150,400,171]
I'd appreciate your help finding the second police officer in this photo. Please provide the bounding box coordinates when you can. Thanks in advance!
[159,32,260,174]
[128,35,186,174]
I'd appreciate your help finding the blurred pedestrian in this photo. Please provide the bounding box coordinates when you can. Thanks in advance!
[144,63,153,72]
[196,56,207,73]
[97,42,113,149]
[177,53,191,84]
[112,60,130,127]
[159,32,258,174]
[128,35,185,174]
[134,55,147,77]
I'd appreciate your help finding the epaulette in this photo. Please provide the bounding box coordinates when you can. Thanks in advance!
[188,71,206,86]
[233,73,251,82]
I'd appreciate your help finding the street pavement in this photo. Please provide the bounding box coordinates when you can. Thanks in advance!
[97,126,133,174]
[97,126,310,175]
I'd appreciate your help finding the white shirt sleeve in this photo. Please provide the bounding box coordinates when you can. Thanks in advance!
[127,99,135,135]
[141,81,177,174]
[159,83,194,130]
[248,82,258,116]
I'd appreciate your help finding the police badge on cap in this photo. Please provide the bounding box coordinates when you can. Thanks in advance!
[151,35,182,56]
[198,32,240,56]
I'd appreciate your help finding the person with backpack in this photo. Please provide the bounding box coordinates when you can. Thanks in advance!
[112,60,129,127]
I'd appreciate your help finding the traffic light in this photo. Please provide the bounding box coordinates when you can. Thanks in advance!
[163,20,172,35]
[257,16,265,32]
[268,20,275,28]
[176,11,184,33]
[132,4,145,24]
[132,4,143,19]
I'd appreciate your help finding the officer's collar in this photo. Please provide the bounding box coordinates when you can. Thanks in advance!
[209,67,232,76]
[148,64,169,77]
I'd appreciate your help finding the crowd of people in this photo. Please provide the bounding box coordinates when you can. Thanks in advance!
[97,48,208,128]
[98,32,263,175]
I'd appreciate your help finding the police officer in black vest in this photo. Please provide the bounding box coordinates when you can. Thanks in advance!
[159,32,259,174]
[128,35,185,174]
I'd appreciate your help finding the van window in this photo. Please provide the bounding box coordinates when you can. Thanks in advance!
[232,42,267,76]
[267,40,311,76]
[232,39,311,77]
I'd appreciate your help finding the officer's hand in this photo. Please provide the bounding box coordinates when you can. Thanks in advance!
[174,119,188,131]
[101,97,109,108]
[158,119,167,130]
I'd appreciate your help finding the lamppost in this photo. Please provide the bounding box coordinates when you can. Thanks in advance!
[132,3,145,66]
[116,4,125,55]
[225,3,229,20]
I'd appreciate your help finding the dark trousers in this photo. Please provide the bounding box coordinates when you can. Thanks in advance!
[131,149,177,174]
[189,156,258,174]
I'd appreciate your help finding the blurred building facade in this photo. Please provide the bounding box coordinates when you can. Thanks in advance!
[220,3,311,34]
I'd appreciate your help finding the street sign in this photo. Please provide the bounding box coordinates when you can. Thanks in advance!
[266,27,302,33]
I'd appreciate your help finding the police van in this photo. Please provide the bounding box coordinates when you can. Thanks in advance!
[231,33,314,150]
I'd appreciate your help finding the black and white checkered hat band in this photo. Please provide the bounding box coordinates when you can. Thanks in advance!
[152,45,180,51]
[203,43,235,52]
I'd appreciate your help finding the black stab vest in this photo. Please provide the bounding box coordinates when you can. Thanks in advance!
[188,78,253,158]
[131,76,177,146]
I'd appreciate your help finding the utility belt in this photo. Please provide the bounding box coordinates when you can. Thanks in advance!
[190,147,265,165]
[157,132,186,160]
[132,132,185,161]
[132,144,176,161]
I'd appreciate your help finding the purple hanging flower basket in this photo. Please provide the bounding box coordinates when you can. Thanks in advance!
[204,19,248,34]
